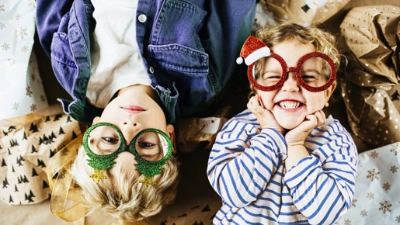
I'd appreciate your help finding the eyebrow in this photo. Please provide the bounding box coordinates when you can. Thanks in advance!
[95,141,115,154]
[301,67,322,74]
[263,69,282,73]
[139,148,161,158]
[139,148,163,161]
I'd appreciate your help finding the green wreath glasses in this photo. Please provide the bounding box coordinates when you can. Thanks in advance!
[82,122,173,186]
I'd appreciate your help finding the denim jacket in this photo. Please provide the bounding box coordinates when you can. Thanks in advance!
[36,0,256,124]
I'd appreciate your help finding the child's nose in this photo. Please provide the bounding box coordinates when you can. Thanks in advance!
[121,121,141,143]
[281,72,300,92]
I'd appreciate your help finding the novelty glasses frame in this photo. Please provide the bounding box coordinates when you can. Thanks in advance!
[247,51,337,92]
[82,122,173,179]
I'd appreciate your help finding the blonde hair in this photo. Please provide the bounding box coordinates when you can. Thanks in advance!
[70,145,179,223]
[249,22,341,97]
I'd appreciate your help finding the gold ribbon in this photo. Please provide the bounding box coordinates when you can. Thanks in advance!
[46,133,86,224]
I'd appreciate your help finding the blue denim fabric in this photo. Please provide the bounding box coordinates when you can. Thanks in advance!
[36,0,256,124]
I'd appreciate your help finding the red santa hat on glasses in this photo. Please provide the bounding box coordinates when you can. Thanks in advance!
[236,36,271,65]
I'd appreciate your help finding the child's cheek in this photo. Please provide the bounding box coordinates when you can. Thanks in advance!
[258,93,274,110]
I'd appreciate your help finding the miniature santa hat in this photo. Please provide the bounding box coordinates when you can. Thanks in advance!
[236,36,271,65]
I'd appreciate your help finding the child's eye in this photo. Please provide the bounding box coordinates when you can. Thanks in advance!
[257,73,282,86]
[302,74,318,81]
[102,137,119,144]
[138,142,155,148]
[263,74,281,80]
[261,73,282,81]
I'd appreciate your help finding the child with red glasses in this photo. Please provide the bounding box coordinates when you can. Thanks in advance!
[207,22,358,224]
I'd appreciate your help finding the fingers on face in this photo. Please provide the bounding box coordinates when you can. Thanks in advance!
[248,96,261,113]
[314,110,326,126]
[247,96,256,112]
[257,95,265,108]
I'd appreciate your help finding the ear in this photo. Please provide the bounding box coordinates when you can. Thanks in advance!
[166,124,177,154]
[324,81,337,102]
[92,116,100,125]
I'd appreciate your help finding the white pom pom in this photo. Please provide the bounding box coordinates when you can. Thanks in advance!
[236,57,244,64]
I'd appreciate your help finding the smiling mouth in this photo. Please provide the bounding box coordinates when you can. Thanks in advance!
[121,105,146,113]
[278,101,302,109]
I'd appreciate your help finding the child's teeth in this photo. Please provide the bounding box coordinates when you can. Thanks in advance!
[280,101,300,109]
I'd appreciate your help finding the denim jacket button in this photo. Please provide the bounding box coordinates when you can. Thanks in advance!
[138,14,147,23]
[149,66,154,74]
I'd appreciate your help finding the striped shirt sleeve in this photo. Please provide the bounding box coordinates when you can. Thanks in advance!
[207,111,287,208]
[284,118,358,224]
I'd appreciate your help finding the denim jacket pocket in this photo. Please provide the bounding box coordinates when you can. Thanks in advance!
[147,44,209,74]
[50,12,79,96]
[51,34,79,96]
[150,0,207,47]
[147,0,209,75]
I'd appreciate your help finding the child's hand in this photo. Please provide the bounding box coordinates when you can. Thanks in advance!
[247,95,285,134]
[285,110,326,147]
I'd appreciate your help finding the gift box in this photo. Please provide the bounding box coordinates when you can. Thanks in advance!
[0,105,82,205]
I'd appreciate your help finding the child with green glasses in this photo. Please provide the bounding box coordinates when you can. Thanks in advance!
[36,0,257,223]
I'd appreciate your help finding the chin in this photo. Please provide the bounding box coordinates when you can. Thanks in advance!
[281,123,298,130]
[277,117,304,130]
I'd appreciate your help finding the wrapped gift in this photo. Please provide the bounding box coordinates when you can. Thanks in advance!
[260,0,350,26]
[0,105,82,205]
[252,2,276,32]
[175,117,227,154]
[340,5,400,148]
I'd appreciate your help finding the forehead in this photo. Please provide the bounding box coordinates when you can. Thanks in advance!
[271,40,315,65]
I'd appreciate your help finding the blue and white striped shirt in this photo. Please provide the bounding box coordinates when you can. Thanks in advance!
[207,109,358,225]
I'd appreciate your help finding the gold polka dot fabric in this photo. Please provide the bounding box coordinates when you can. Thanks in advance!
[260,0,350,26]
[340,5,400,148]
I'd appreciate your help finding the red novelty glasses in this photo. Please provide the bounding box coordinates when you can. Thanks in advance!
[239,36,336,92]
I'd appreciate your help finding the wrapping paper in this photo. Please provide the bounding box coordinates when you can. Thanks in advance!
[175,117,227,154]
[252,2,276,32]
[0,0,48,120]
[260,0,350,26]
[0,105,82,205]
[338,142,400,224]
[340,5,400,148]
